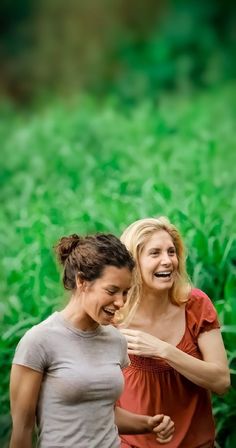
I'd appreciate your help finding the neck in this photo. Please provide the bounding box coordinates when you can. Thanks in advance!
[137,288,171,318]
[61,295,99,331]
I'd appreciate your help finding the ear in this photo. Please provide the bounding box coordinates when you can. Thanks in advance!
[76,273,88,291]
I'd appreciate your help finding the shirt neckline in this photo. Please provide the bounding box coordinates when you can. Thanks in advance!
[54,311,103,338]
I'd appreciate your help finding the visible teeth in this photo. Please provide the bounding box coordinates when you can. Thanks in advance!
[155,271,171,277]
[104,308,115,315]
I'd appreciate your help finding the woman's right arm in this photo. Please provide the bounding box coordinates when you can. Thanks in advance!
[10,365,43,448]
[115,406,174,443]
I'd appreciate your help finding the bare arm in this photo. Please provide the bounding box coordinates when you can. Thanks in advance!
[121,328,230,394]
[115,406,174,444]
[164,329,230,394]
[10,365,43,448]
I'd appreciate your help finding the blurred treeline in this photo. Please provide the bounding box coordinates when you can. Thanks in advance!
[0,0,236,104]
[1,2,236,447]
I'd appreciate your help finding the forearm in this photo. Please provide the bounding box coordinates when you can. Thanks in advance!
[10,426,33,448]
[162,344,229,394]
[115,406,150,434]
[122,328,230,395]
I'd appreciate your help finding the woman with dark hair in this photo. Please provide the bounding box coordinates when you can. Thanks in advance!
[116,217,230,448]
[10,232,174,448]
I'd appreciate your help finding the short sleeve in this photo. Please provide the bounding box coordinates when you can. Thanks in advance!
[119,333,130,369]
[186,288,220,339]
[13,326,48,372]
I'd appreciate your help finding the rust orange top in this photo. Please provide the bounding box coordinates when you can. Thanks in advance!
[118,289,220,448]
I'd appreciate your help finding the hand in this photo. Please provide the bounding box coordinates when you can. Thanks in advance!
[120,328,168,358]
[147,414,175,444]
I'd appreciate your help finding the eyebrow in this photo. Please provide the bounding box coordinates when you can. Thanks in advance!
[104,285,131,291]
[104,285,121,291]
[147,245,175,252]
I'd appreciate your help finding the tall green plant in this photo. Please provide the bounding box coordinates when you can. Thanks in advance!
[0,83,235,446]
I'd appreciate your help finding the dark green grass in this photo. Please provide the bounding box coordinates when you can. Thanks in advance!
[0,83,236,446]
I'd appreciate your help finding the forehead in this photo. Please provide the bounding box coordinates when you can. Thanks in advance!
[99,265,132,286]
[143,230,174,250]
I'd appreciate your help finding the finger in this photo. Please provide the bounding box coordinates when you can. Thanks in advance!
[128,343,144,352]
[120,329,140,336]
[156,424,175,439]
[127,342,139,349]
[127,349,141,356]
[147,414,164,431]
[150,414,164,425]
[127,348,151,357]
[122,335,139,345]
[153,423,175,436]
[156,434,174,444]
[152,421,170,433]
[127,347,138,353]
[123,334,140,343]
[155,423,175,443]
[152,417,173,434]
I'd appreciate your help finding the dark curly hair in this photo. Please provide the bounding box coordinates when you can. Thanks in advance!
[55,233,135,290]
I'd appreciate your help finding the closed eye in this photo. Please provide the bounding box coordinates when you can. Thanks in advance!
[123,289,130,297]
[149,250,161,256]
[105,287,130,297]
[105,289,117,295]
[168,248,176,255]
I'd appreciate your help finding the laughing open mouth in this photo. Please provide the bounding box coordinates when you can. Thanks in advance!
[154,271,172,278]
[103,307,116,316]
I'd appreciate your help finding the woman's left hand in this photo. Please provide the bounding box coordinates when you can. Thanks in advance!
[120,328,168,358]
[147,414,175,444]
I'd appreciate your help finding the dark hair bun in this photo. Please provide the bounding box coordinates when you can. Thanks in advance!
[55,234,82,265]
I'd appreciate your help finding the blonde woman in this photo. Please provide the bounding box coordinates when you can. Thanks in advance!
[116,217,230,448]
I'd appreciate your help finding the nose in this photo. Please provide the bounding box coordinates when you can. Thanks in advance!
[113,293,125,309]
[160,252,171,266]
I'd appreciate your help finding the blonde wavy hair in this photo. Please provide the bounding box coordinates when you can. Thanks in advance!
[115,216,191,325]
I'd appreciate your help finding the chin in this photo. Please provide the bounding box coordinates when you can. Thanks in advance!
[154,282,174,291]
[101,316,114,326]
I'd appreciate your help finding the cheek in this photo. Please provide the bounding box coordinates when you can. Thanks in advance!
[140,261,154,280]
[139,260,150,275]
[85,295,99,313]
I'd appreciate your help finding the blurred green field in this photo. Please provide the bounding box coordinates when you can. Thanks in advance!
[0,83,236,447]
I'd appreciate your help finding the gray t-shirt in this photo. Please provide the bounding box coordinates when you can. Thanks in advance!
[13,312,130,448]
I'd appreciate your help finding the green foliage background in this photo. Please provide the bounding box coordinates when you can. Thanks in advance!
[0,0,236,446]
[1,84,236,446]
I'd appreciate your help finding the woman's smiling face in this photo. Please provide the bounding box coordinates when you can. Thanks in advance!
[138,230,179,293]
[80,265,132,327]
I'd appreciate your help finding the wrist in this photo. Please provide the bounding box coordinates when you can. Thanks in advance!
[154,341,170,360]
[144,415,152,433]
[135,415,152,433]
[162,341,174,361]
